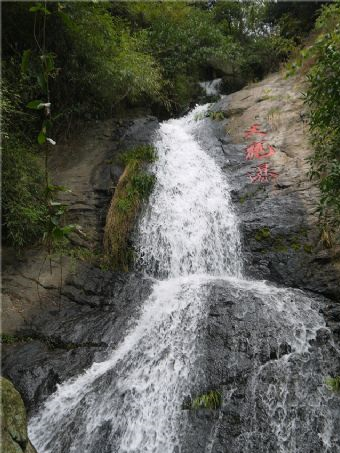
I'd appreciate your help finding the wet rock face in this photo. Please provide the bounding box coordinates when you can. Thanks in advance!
[2,266,153,413]
[1,115,158,415]
[210,79,340,305]
[182,279,340,453]
[0,377,38,453]
[206,82,340,348]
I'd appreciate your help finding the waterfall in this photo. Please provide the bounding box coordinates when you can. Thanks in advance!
[29,105,340,453]
[136,104,242,279]
[199,79,223,96]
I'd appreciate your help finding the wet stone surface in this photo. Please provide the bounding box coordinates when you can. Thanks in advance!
[181,279,340,453]
[2,266,153,413]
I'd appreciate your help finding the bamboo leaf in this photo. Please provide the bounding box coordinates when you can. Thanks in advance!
[21,49,31,73]
[26,100,45,110]
[38,130,46,145]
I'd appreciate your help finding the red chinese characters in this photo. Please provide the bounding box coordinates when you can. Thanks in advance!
[244,124,267,139]
[243,122,279,183]
[247,163,278,183]
[245,142,276,160]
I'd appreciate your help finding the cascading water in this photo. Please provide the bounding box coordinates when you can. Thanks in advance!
[199,79,223,96]
[136,104,242,279]
[29,104,340,453]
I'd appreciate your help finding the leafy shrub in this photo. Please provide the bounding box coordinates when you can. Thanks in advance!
[2,137,47,248]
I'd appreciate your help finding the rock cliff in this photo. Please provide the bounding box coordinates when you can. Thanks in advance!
[215,72,340,340]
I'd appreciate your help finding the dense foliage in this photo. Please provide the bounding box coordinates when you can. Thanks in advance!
[2,138,47,248]
[305,4,340,233]
[285,4,340,235]
[1,1,328,249]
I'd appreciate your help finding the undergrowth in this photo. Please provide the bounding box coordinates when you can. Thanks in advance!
[104,145,156,271]
[2,137,47,248]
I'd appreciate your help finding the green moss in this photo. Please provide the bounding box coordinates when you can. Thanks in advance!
[299,227,309,238]
[303,244,313,253]
[239,194,250,204]
[0,334,22,344]
[291,242,301,251]
[255,227,271,241]
[325,376,340,393]
[0,377,36,453]
[104,145,157,270]
[273,237,289,252]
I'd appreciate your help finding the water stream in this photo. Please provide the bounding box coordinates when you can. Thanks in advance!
[29,105,340,452]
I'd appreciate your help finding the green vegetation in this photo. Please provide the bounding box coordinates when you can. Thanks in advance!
[189,390,222,410]
[325,376,340,393]
[285,3,340,238]
[2,138,47,248]
[255,227,271,242]
[104,145,156,270]
[306,4,340,236]
[1,1,332,251]
[0,334,31,345]
[208,111,226,121]
[303,244,313,254]
[254,227,314,254]
[195,110,225,121]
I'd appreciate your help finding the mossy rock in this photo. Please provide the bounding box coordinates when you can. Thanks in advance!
[0,377,38,453]
[255,227,271,241]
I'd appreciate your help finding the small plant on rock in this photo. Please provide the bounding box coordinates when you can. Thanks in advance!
[325,376,340,393]
[191,390,222,410]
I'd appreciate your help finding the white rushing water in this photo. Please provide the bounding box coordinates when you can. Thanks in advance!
[136,104,242,278]
[29,104,340,453]
[199,79,223,96]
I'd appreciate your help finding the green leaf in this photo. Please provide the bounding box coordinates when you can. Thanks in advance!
[37,73,47,91]
[38,131,46,145]
[51,216,60,226]
[47,184,71,193]
[26,100,44,110]
[51,227,65,240]
[29,4,50,14]
[61,225,77,235]
[41,53,55,74]
[57,11,73,29]
[21,49,31,73]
